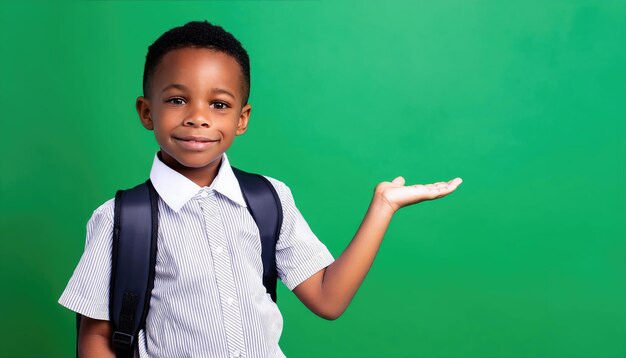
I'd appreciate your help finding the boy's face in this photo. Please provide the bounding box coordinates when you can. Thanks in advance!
[136,47,251,171]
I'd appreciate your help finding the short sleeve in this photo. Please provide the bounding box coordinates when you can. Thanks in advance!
[266,178,335,290]
[58,198,114,320]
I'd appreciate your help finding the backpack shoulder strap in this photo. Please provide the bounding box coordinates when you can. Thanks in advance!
[232,167,283,302]
[109,179,159,357]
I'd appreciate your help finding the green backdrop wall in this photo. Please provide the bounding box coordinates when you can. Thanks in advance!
[1,1,624,357]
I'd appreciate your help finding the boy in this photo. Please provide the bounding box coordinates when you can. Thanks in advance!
[59,21,462,357]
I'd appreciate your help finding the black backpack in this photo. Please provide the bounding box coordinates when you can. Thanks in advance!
[75,168,283,358]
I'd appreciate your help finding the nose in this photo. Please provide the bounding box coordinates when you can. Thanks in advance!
[184,105,211,128]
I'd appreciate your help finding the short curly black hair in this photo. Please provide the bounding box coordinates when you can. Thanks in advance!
[142,20,250,105]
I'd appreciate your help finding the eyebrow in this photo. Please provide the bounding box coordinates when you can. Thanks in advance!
[161,83,236,99]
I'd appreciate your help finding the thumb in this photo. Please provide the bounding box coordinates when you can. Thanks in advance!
[391,176,405,186]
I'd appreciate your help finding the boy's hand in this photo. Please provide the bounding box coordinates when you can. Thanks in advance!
[295,175,463,320]
[375,176,463,213]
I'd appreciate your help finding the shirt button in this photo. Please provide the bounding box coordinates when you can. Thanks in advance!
[214,246,224,254]
[227,297,234,306]
[232,350,241,358]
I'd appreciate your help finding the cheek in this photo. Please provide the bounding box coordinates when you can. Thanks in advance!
[152,123,164,135]
[218,117,241,135]
[152,115,177,132]
[152,122,173,142]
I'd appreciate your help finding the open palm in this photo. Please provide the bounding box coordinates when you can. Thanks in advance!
[376,176,463,212]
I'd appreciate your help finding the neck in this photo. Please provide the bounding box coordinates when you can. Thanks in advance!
[158,151,222,187]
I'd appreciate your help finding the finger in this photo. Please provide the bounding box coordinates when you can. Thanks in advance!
[444,178,462,192]
[410,184,430,196]
[433,178,462,192]
[437,178,462,196]
[392,176,405,186]
[437,178,462,188]
[426,180,460,198]
[420,184,442,199]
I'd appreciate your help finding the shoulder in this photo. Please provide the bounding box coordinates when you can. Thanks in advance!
[260,175,296,202]
[87,197,115,226]
[261,175,288,193]
[80,197,116,249]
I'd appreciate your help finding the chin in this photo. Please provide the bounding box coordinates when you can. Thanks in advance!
[176,154,222,169]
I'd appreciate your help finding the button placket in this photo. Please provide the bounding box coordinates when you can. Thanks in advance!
[201,190,246,357]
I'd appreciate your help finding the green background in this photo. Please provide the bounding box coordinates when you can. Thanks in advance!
[1,1,624,357]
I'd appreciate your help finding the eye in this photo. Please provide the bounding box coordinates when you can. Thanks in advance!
[211,101,230,110]
[165,97,186,105]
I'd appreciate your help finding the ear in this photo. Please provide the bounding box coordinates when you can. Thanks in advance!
[136,96,153,130]
[236,103,252,136]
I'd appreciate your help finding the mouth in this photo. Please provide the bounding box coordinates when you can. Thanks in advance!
[174,135,219,142]
[173,135,219,150]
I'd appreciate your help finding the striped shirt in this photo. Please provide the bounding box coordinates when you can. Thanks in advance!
[59,153,335,358]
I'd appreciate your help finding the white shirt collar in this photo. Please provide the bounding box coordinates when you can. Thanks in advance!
[149,152,247,212]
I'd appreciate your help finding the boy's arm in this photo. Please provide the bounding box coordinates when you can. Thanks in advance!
[78,316,115,358]
[292,176,462,320]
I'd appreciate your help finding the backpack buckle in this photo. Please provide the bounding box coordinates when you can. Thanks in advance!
[112,331,134,350]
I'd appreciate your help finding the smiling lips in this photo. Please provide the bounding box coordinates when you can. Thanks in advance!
[174,135,219,150]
